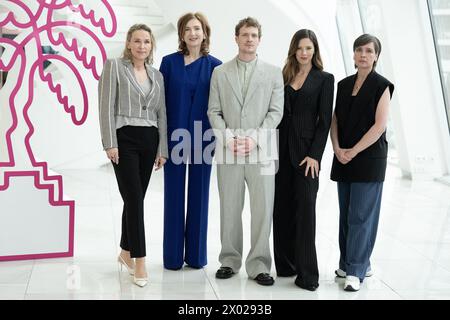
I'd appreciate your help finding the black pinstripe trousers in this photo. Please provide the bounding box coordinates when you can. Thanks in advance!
[273,143,319,286]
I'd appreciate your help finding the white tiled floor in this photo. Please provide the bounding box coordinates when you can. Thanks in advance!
[1,163,450,300]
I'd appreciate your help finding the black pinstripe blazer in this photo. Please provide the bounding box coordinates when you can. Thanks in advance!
[278,68,334,168]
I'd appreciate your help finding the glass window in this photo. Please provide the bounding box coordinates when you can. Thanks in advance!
[428,0,450,131]
[356,0,400,166]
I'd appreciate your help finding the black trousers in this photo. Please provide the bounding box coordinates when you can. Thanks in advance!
[112,126,159,258]
[273,142,319,286]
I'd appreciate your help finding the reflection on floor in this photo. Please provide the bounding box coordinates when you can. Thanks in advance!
[1,164,450,300]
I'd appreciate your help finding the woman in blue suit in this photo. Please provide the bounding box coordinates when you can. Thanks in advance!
[159,12,221,270]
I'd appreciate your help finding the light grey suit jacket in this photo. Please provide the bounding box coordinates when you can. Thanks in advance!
[207,57,284,163]
[98,58,168,158]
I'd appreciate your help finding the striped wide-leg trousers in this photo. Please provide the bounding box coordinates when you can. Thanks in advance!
[337,182,383,281]
[273,147,319,286]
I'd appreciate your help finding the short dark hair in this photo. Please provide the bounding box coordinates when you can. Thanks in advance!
[353,34,382,68]
[235,17,262,38]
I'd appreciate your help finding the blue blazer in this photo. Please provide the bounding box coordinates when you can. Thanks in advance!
[159,52,222,150]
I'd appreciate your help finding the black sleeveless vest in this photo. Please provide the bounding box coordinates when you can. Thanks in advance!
[330,71,394,182]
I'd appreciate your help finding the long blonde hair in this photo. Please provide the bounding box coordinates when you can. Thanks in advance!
[122,24,156,64]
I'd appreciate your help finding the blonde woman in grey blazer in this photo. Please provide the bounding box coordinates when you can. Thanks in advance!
[208,17,284,286]
[98,24,168,287]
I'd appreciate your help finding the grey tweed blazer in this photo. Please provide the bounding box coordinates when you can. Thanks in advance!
[98,58,168,158]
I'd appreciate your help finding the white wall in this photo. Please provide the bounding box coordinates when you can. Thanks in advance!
[154,0,344,75]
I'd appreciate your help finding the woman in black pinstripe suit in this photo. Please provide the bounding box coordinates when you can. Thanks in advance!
[273,29,334,291]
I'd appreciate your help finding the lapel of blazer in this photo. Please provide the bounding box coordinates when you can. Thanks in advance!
[144,63,158,107]
[301,67,319,95]
[244,58,263,109]
[284,86,292,116]
[284,68,317,116]
[337,73,356,130]
[290,68,319,114]
[122,59,147,100]
[224,57,244,106]
[342,71,378,141]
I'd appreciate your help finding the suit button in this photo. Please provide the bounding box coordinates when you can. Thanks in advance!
[142,106,147,111]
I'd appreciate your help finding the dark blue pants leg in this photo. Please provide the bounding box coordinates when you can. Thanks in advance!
[184,161,212,268]
[338,182,383,281]
[163,158,187,269]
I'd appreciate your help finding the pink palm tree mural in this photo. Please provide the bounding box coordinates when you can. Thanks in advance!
[0,0,117,261]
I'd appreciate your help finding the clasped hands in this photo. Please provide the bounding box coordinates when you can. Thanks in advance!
[106,148,166,170]
[334,147,358,165]
[298,147,358,179]
[227,136,256,156]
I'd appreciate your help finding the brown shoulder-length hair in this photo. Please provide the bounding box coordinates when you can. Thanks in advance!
[122,24,156,64]
[282,29,323,86]
[177,12,211,56]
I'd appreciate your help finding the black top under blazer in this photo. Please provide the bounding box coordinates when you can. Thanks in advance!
[278,68,334,169]
[330,71,394,182]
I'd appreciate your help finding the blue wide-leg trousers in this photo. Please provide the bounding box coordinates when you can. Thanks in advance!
[337,182,383,281]
[163,156,212,269]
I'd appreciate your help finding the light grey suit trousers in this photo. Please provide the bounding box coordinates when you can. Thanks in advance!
[217,163,275,278]
[208,57,284,278]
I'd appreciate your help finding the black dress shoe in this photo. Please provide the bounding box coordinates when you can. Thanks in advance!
[295,277,319,291]
[215,267,234,279]
[254,273,274,286]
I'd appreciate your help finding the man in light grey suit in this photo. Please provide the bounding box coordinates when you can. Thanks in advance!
[207,17,284,286]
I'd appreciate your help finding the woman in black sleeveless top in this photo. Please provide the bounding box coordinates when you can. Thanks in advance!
[330,34,394,292]
[273,29,334,291]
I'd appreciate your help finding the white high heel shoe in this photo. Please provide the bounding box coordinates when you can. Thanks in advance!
[133,275,148,287]
[118,255,135,276]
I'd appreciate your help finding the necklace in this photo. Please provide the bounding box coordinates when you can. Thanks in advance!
[355,77,367,90]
